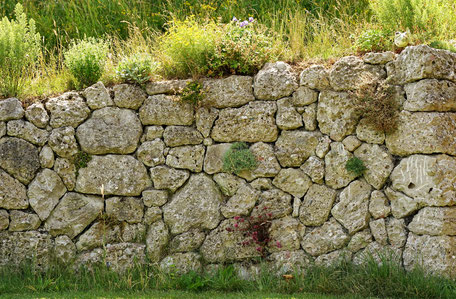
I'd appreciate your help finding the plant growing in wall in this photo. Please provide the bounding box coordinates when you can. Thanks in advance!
[222,142,258,174]
[74,151,92,175]
[345,157,367,177]
[181,80,204,106]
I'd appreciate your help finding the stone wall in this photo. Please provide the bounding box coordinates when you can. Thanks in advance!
[1,45,456,276]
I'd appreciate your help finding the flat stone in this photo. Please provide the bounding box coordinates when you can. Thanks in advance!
[83,82,113,109]
[237,142,281,181]
[166,145,205,172]
[386,218,407,248]
[143,126,164,141]
[76,221,121,251]
[195,107,218,138]
[342,136,361,152]
[211,101,278,142]
[385,187,419,218]
[292,86,318,106]
[160,252,202,274]
[299,65,330,90]
[0,210,8,230]
[8,210,41,232]
[354,144,393,189]
[302,218,349,256]
[221,184,260,218]
[275,130,321,167]
[54,158,76,191]
[251,189,292,220]
[169,229,206,253]
[25,103,49,128]
[302,103,317,131]
[106,197,144,224]
[0,98,24,121]
[137,139,165,167]
[363,52,395,65]
[408,207,456,236]
[332,180,371,234]
[150,166,189,192]
[76,155,151,196]
[203,143,231,174]
[0,137,40,184]
[113,84,147,109]
[254,62,298,100]
[356,118,385,144]
[301,156,324,184]
[54,235,76,263]
[404,79,456,112]
[144,207,162,225]
[276,98,303,129]
[201,76,255,108]
[268,217,303,253]
[272,168,311,198]
[139,95,194,126]
[324,142,357,189]
[369,218,388,245]
[45,93,90,128]
[213,173,245,196]
[48,127,79,158]
[163,174,222,234]
[40,146,54,168]
[163,126,203,147]
[142,189,168,207]
[145,80,190,95]
[369,190,391,219]
[146,220,169,262]
[45,192,103,238]
[347,229,372,252]
[0,169,28,209]
[27,169,67,220]
[299,184,336,226]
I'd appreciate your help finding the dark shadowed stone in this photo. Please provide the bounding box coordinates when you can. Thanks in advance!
[0,137,40,184]
[0,98,24,121]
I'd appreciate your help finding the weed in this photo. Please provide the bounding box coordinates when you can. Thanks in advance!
[181,80,204,106]
[345,157,367,177]
[355,29,392,52]
[116,53,157,85]
[74,151,92,175]
[222,142,258,175]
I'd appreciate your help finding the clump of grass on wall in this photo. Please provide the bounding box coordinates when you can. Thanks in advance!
[223,142,258,175]
[181,80,204,106]
[346,157,367,177]
[116,53,157,85]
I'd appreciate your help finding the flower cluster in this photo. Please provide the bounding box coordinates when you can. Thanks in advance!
[232,16,255,28]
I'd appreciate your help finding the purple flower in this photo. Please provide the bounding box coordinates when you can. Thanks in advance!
[239,20,248,28]
[232,16,238,22]
[249,17,254,22]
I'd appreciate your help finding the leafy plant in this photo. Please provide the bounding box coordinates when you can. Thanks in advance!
[0,3,41,97]
[64,37,109,89]
[346,157,367,177]
[181,80,204,106]
[355,29,392,52]
[74,151,92,175]
[116,53,157,84]
[222,142,258,174]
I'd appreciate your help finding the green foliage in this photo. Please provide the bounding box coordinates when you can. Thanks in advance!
[0,3,41,97]
[116,53,157,84]
[355,29,392,52]
[345,157,367,177]
[74,151,92,175]
[64,38,109,89]
[181,81,204,106]
[429,40,456,53]
[223,142,258,174]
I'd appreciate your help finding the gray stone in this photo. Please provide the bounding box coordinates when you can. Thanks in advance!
[25,103,49,128]
[302,103,317,131]
[8,210,41,232]
[268,217,303,252]
[404,79,456,112]
[268,250,312,275]
[203,143,231,174]
[76,221,121,251]
[164,174,222,234]
[386,218,407,248]
[150,166,189,192]
[0,169,28,209]
[292,197,301,217]
[254,62,298,100]
[237,142,281,181]
[54,235,76,263]
[45,192,103,238]
[292,86,318,106]
[356,118,385,144]
[83,82,113,109]
[146,220,169,262]
[143,126,164,141]
[201,76,255,108]
[137,139,165,167]
[272,168,311,198]
[385,187,419,218]
[347,229,372,252]
[0,122,5,137]
[250,178,273,191]
[342,135,361,152]
[48,127,78,158]
[160,252,202,274]
[144,207,162,225]
[195,107,218,138]
[354,144,393,189]
[275,130,321,167]
[302,218,349,256]
[40,145,54,168]
[221,184,259,218]
[142,189,168,207]
[0,137,40,184]
[54,158,76,191]
[163,126,203,147]
[251,189,292,220]
[324,142,357,189]
[106,197,144,224]
[0,210,8,230]
[276,98,303,129]
[299,65,330,90]
[408,207,456,236]
[45,93,90,128]
[113,84,147,109]
[76,155,151,196]
[121,223,146,243]
[169,229,206,253]
[211,101,278,142]
[139,95,194,126]
[300,184,336,226]
[0,98,24,121]
[369,190,390,219]
[369,218,388,245]
[300,156,324,184]
[27,169,67,220]
[166,145,205,172]
[363,52,395,65]
[145,79,190,95]
[213,173,245,196]
[315,135,331,158]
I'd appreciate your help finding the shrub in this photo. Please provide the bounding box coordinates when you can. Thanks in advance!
[116,53,157,84]
[64,37,109,89]
[181,80,204,106]
[0,3,41,97]
[345,157,367,177]
[223,142,258,174]
[355,29,392,52]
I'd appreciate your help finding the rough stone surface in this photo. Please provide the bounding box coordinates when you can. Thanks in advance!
[195,107,218,138]
[292,197,301,218]
[0,231,53,267]
[363,52,395,65]
[0,137,40,184]
[347,229,372,252]
[83,82,113,109]
[302,218,349,256]
[0,122,5,137]
[254,62,298,100]
[211,101,278,142]
[275,130,320,167]
[203,143,231,174]
[302,103,317,131]
[160,252,202,274]
[106,197,144,224]
[272,168,311,198]
[27,169,67,220]
[250,178,273,191]
[292,86,318,106]
[324,142,357,189]
[0,98,24,121]
[163,126,203,147]
[276,98,303,129]
[139,95,194,126]
[137,139,165,167]
[386,218,407,248]
[315,135,331,159]
[354,144,394,189]
[25,103,49,128]
[0,169,28,209]
[356,118,385,144]
[342,135,361,152]
[369,218,388,245]
[45,93,90,128]
[76,155,151,196]
[385,188,419,218]
[268,217,303,252]
[332,180,371,234]
[54,235,76,263]
[408,207,456,236]
[163,174,222,234]
[145,79,190,95]
[299,65,330,90]
[268,250,312,275]
[404,79,456,112]
[76,221,121,251]
[54,158,76,191]
[369,191,391,219]
[166,145,205,172]
[45,192,103,238]
[8,210,41,231]
[169,229,206,253]
[237,142,281,181]
[113,84,147,109]
[315,249,352,267]
[144,207,162,225]
[213,173,245,196]
[40,146,55,168]
[0,210,8,230]
[150,166,189,192]
[221,184,259,218]
[301,156,324,184]
[143,126,164,141]
[202,76,255,108]
[142,189,168,207]
[299,184,336,226]
[48,127,79,158]
[251,189,292,220]
[146,220,169,262]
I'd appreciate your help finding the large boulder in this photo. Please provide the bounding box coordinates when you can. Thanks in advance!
[354,144,394,190]
[299,184,336,226]
[299,65,330,90]
[408,207,456,236]
[0,169,28,209]
[139,95,194,126]
[113,84,147,109]
[146,220,169,262]
[272,168,311,198]
[404,79,456,112]
[0,98,24,121]
[166,145,205,172]
[83,82,113,110]
[150,166,189,192]
[237,142,281,181]
[8,210,41,231]
[276,97,303,129]
[301,218,349,256]
[169,229,206,253]
[275,130,321,167]
[201,76,255,108]
[106,197,144,224]
[136,139,165,167]
[7,120,49,146]
[251,188,292,220]
[25,103,49,128]
[254,62,298,100]
[0,137,40,184]
[45,93,90,128]
[221,184,260,218]
[0,231,53,267]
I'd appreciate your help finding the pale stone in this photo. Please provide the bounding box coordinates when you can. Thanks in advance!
[292,86,318,106]
[292,197,301,217]
[54,235,76,263]
[121,223,146,243]
[169,229,206,253]
[48,127,78,158]
[146,220,169,262]
[300,184,336,226]
[27,169,67,220]
[251,189,292,220]
[76,221,121,251]
[83,82,113,109]
[404,79,456,112]
[76,155,151,196]
[272,168,311,198]
[163,126,203,147]
[363,52,395,65]
[275,130,321,167]
[354,144,393,189]
[268,250,312,275]
[203,143,231,174]
[386,218,407,248]
[144,207,162,225]
[299,65,330,90]
[150,166,189,192]
[164,174,222,234]
[254,62,298,100]
[329,56,386,91]
[54,158,76,191]
[25,103,49,128]
[113,84,146,109]
[166,145,205,172]
[302,218,349,256]
[40,145,54,168]
[145,79,190,95]
[195,107,218,138]
[143,126,164,141]
[9,211,41,231]
[160,252,202,274]
[315,135,331,159]
[139,95,194,126]
[324,142,357,189]
[106,197,144,224]
[137,139,165,167]
[142,189,168,207]
[203,138,213,146]
[0,122,5,137]
[347,229,372,252]
[211,101,278,142]
[332,180,371,234]
[0,210,8,230]
[315,249,352,267]
[408,207,456,236]
[201,76,254,108]
[237,142,281,181]
[356,118,385,144]
[369,218,388,245]
[45,192,103,238]
[250,178,273,191]
[276,98,303,129]
[301,156,324,184]
[369,190,391,219]
[45,93,90,128]
[385,111,456,156]
[221,184,259,218]
[0,169,28,209]
[213,173,245,196]
[0,98,24,121]
[7,120,48,146]
[317,91,361,141]
[342,135,361,152]
[0,137,40,184]
[385,187,419,218]
[302,103,317,131]
[268,217,303,252]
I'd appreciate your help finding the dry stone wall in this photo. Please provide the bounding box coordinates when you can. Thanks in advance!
[1,45,456,277]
